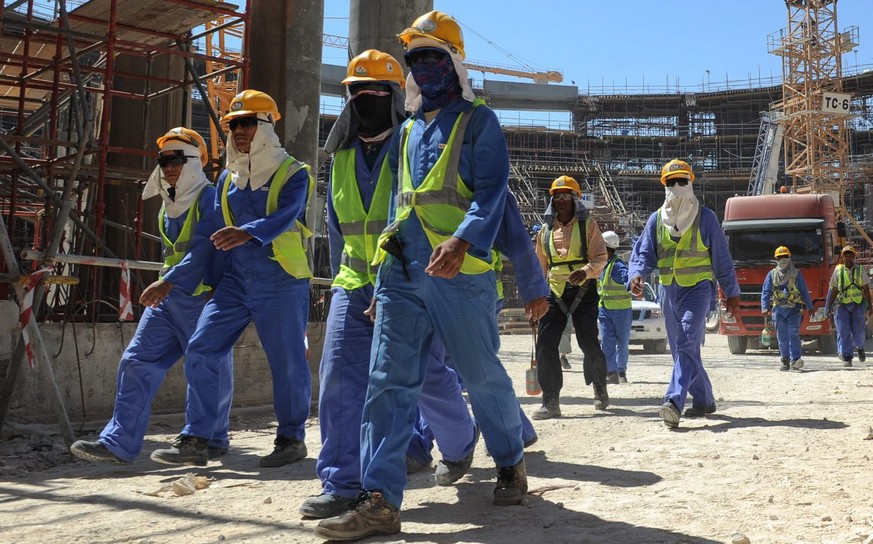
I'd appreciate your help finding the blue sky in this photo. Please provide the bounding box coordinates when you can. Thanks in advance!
[323,0,873,95]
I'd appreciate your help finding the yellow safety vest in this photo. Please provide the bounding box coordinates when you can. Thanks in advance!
[598,256,631,310]
[330,147,392,290]
[836,264,864,305]
[158,187,211,296]
[769,269,803,308]
[542,219,589,297]
[655,208,714,287]
[373,99,492,275]
[221,157,315,279]
[493,250,505,300]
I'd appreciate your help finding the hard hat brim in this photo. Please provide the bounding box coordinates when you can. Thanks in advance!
[221,109,282,124]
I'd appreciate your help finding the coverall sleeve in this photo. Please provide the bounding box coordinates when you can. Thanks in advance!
[240,167,309,247]
[613,259,629,288]
[535,230,548,275]
[163,186,219,294]
[760,271,773,312]
[701,208,740,298]
[325,168,344,279]
[825,267,840,308]
[494,194,548,304]
[384,125,404,223]
[627,212,659,283]
[582,218,607,280]
[797,272,814,310]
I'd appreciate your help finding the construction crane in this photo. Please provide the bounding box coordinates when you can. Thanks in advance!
[203,6,245,161]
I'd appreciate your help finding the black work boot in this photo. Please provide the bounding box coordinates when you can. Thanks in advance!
[70,440,129,465]
[532,398,561,420]
[859,348,866,363]
[315,491,400,541]
[434,426,479,486]
[260,435,307,467]
[684,403,717,418]
[780,357,790,371]
[494,458,528,506]
[606,372,619,385]
[299,492,358,519]
[150,434,208,466]
[593,383,610,410]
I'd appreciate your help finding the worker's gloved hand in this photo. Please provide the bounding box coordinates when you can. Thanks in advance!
[211,226,253,251]
[140,279,173,308]
[629,275,644,297]
[724,296,740,318]
[567,269,588,285]
[425,236,470,279]
[525,296,548,324]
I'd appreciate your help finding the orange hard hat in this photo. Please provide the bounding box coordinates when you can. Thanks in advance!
[549,175,581,196]
[660,159,695,185]
[398,10,466,59]
[343,49,405,88]
[156,127,208,167]
[222,89,281,124]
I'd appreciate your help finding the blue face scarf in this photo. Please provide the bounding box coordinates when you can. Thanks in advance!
[409,53,462,111]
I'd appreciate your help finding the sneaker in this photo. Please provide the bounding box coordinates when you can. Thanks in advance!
[791,358,804,370]
[560,355,571,370]
[150,434,208,466]
[659,401,681,429]
[207,446,228,460]
[70,440,129,465]
[780,357,790,371]
[532,399,561,420]
[494,458,528,506]
[593,384,609,410]
[314,491,400,541]
[300,493,358,519]
[618,372,628,384]
[434,426,478,486]
[260,436,307,467]
[684,403,716,418]
[405,455,431,474]
[859,348,866,363]
[606,372,619,385]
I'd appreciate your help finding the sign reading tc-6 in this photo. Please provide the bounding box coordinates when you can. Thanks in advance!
[718,194,838,355]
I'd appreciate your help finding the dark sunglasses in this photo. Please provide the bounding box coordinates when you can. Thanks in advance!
[404,48,447,67]
[665,178,690,187]
[157,152,195,168]
[227,117,262,131]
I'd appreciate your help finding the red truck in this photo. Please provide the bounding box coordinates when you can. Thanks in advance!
[718,193,838,354]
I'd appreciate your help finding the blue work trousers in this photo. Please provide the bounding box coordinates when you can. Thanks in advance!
[835,302,866,359]
[184,275,311,441]
[661,281,714,412]
[599,307,632,374]
[99,292,232,462]
[773,305,803,361]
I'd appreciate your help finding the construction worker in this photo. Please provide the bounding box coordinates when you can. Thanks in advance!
[316,11,528,541]
[761,246,813,371]
[300,49,479,519]
[628,159,740,429]
[599,230,632,384]
[531,175,609,420]
[825,246,872,367]
[150,90,315,467]
[70,128,232,465]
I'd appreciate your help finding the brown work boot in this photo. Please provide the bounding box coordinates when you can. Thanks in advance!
[494,458,528,506]
[314,491,400,541]
[593,383,610,410]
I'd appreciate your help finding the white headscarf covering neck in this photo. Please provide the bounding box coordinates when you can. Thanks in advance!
[143,141,211,219]
[225,113,289,191]
[403,36,476,113]
[660,182,700,237]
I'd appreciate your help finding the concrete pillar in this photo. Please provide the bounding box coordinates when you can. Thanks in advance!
[249,0,324,169]
[349,0,433,64]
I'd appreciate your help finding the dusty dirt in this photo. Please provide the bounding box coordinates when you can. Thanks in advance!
[2,332,873,544]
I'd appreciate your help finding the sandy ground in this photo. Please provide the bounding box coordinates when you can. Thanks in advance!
[2,332,873,544]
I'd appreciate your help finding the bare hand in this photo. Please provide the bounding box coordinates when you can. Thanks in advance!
[211,226,253,251]
[724,296,740,317]
[629,276,644,297]
[525,297,548,324]
[363,297,377,323]
[140,279,173,308]
[567,269,588,285]
[425,237,471,279]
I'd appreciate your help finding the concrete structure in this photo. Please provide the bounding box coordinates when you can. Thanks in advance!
[349,0,433,63]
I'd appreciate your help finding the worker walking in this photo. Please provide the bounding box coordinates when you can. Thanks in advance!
[316,11,528,541]
[761,246,813,371]
[825,246,872,367]
[70,128,232,464]
[531,175,609,420]
[628,159,740,429]
[151,90,315,467]
[598,230,632,384]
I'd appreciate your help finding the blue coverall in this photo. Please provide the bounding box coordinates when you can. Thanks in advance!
[761,267,814,362]
[315,139,476,500]
[360,98,523,509]
[628,207,740,412]
[598,256,632,375]
[825,265,869,361]
[182,166,311,442]
[99,188,232,462]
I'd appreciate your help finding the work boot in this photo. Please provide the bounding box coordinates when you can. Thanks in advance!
[791,358,804,370]
[70,440,129,465]
[434,426,478,486]
[606,372,620,385]
[150,434,208,466]
[684,403,717,418]
[843,355,853,368]
[532,398,561,420]
[618,372,628,384]
[659,401,681,429]
[560,355,571,370]
[314,491,400,541]
[859,348,866,363]
[493,458,528,506]
[207,446,228,460]
[405,455,431,474]
[299,493,358,519]
[593,383,609,410]
[260,436,307,467]
[780,357,790,371]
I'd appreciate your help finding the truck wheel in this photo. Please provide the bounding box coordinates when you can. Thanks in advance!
[818,333,837,355]
[705,311,720,332]
[727,335,748,355]
[652,339,668,354]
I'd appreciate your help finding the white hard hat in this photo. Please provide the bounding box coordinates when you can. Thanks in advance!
[602,231,620,249]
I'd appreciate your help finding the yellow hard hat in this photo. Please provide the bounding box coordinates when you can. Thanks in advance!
[660,159,696,185]
[398,10,466,60]
[222,89,281,124]
[774,246,791,258]
[841,245,856,255]
[156,127,208,167]
[343,49,405,88]
[549,175,581,196]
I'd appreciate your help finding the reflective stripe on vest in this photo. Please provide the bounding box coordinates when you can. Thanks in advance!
[158,187,210,296]
[373,99,492,275]
[331,147,392,290]
[542,219,589,297]
[598,256,631,309]
[655,208,714,286]
[770,269,803,308]
[220,157,315,279]
[836,264,864,305]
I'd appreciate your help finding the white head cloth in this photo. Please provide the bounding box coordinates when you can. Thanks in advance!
[225,113,289,190]
[660,183,700,237]
[142,141,210,219]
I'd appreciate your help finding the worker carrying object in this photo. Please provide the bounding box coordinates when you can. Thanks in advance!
[825,245,873,366]
[761,245,814,371]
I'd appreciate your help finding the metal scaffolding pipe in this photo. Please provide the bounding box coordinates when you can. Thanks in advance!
[21,250,164,272]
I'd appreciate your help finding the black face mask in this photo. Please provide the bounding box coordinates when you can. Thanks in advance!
[352,93,393,137]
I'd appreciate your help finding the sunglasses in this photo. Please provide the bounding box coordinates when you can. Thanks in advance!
[157,152,195,168]
[404,48,447,67]
[552,193,574,201]
[665,178,690,187]
[227,117,263,131]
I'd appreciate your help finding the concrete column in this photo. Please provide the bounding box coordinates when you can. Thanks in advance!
[349,0,433,63]
[249,0,324,168]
